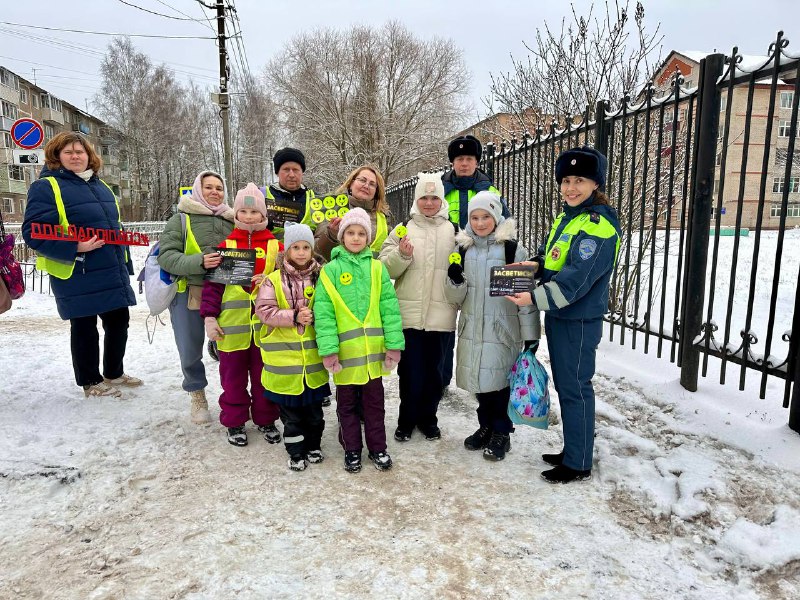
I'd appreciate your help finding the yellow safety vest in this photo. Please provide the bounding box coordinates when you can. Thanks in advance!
[544,211,620,272]
[35,176,126,279]
[175,214,202,293]
[369,212,388,256]
[259,270,328,394]
[216,237,279,352]
[266,187,317,235]
[318,259,388,385]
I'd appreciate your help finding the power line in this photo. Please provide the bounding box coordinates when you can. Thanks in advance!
[116,0,210,24]
[0,20,218,39]
[0,54,99,76]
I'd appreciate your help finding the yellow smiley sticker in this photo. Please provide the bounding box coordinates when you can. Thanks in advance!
[304,286,315,299]
[325,209,338,221]
[449,252,462,265]
[255,247,266,259]
[311,211,325,224]
[310,198,323,210]
[335,194,349,207]
[339,272,353,285]
[337,206,349,217]
[395,225,407,238]
[323,196,336,208]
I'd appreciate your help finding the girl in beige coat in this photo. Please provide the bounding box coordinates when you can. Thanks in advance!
[379,173,458,442]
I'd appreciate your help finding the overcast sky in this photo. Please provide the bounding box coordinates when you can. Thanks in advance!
[1,0,797,121]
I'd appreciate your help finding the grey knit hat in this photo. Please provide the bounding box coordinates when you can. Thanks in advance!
[283,222,315,250]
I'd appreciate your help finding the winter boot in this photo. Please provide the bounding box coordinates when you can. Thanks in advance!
[344,451,362,473]
[103,373,143,387]
[463,426,492,451]
[189,390,211,424]
[227,426,247,447]
[258,424,282,444]
[483,432,511,461]
[542,451,564,466]
[306,449,324,464]
[288,454,307,471]
[420,425,441,441]
[321,396,332,407]
[393,427,412,442]
[368,450,393,471]
[83,382,122,398]
[541,464,592,484]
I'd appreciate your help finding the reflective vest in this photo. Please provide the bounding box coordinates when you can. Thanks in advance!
[217,237,279,352]
[318,259,388,385]
[543,211,620,272]
[369,212,388,256]
[175,214,202,293]
[444,185,501,227]
[259,270,328,395]
[266,187,316,237]
[35,176,126,279]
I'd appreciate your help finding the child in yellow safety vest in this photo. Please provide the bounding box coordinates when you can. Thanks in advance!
[254,223,332,471]
[313,207,405,473]
[201,183,283,447]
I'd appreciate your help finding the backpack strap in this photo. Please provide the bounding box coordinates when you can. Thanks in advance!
[504,239,518,265]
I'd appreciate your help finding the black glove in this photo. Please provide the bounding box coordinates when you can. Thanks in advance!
[447,263,465,285]
[524,340,539,353]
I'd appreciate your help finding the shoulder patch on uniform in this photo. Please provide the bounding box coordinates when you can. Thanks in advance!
[558,233,571,242]
[590,212,600,223]
[578,239,598,260]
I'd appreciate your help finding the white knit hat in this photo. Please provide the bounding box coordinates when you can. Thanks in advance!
[337,207,373,243]
[413,173,445,203]
[283,222,314,250]
[468,191,504,224]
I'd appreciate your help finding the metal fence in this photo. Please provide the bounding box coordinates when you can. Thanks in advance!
[387,32,800,432]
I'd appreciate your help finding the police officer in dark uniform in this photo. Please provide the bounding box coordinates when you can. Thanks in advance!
[267,147,317,241]
[507,146,621,484]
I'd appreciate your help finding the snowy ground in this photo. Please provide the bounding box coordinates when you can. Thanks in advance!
[1,248,799,599]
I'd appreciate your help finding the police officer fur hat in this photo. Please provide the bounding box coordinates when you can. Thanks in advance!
[555,146,608,190]
[273,147,306,173]
[447,135,483,163]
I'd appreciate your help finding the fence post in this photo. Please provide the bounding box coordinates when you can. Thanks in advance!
[593,100,610,155]
[485,142,496,182]
[680,53,725,392]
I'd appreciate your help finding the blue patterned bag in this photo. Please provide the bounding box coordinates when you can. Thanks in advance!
[507,346,550,429]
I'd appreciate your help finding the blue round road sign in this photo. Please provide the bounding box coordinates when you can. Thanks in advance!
[11,118,44,150]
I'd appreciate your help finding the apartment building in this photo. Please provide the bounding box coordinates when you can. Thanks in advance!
[0,65,143,223]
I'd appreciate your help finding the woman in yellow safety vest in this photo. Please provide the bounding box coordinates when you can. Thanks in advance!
[200,183,284,447]
[313,207,405,473]
[157,170,234,424]
[314,165,392,262]
[22,132,140,398]
[255,223,331,471]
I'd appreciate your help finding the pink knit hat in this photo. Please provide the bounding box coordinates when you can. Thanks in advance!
[337,207,372,243]
[233,182,267,231]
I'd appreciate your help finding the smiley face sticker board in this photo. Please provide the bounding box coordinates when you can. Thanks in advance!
[310,194,350,225]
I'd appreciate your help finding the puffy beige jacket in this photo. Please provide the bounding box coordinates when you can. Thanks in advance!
[379,197,458,332]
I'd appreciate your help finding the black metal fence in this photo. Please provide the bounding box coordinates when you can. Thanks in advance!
[387,32,800,432]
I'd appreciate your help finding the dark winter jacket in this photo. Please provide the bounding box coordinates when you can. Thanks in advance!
[532,195,621,320]
[22,167,135,320]
[441,168,509,227]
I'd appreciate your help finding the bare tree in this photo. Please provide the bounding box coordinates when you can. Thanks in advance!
[266,21,470,189]
[486,0,663,136]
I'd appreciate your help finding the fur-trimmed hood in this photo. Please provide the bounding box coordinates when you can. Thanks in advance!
[455,217,517,249]
[177,193,235,221]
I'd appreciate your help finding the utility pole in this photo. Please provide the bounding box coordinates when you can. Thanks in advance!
[215,0,234,197]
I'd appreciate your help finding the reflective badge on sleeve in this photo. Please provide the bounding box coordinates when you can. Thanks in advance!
[578,239,598,260]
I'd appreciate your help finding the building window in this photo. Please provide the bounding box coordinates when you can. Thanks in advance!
[8,165,24,181]
[0,68,19,90]
[771,203,800,217]
[32,94,39,108]
[1,132,11,148]
[778,120,794,138]
[20,87,28,104]
[773,177,800,193]
[716,152,722,166]
[44,124,54,141]
[683,79,694,88]
[781,92,795,109]
[101,145,110,156]
[1,198,13,214]
[40,94,62,112]
[720,94,727,112]
[1,100,18,119]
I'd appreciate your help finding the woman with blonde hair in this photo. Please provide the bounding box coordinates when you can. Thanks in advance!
[314,164,392,262]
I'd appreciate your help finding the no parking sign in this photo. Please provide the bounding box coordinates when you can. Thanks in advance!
[10,118,44,150]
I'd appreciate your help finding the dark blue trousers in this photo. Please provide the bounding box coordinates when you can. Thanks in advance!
[397,329,449,432]
[440,331,456,387]
[545,316,602,471]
